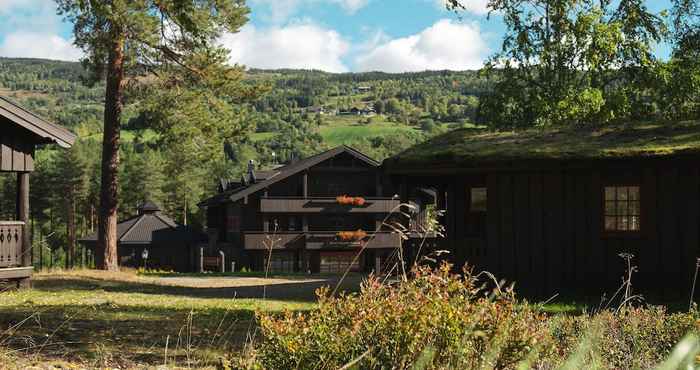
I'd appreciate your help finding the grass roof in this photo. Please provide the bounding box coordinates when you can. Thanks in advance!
[386,121,700,169]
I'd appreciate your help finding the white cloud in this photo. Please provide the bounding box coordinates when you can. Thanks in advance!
[0,32,82,61]
[433,0,490,15]
[221,23,350,72]
[354,19,489,72]
[332,0,369,13]
[0,0,82,61]
[250,0,370,23]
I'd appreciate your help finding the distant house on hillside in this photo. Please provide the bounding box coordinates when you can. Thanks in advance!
[384,123,700,299]
[199,146,433,274]
[360,106,376,116]
[356,86,372,93]
[0,96,76,288]
[79,202,203,271]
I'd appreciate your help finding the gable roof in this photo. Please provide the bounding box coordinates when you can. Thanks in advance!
[79,210,201,245]
[199,145,380,207]
[0,95,76,148]
[385,121,700,172]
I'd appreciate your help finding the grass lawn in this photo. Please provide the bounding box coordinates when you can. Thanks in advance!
[0,269,361,369]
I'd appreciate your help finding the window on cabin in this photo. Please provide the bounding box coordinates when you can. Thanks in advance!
[264,253,295,273]
[604,186,641,232]
[320,252,360,273]
[466,187,487,236]
[226,205,240,232]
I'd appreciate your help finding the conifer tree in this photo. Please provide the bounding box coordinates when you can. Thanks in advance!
[56,0,250,270]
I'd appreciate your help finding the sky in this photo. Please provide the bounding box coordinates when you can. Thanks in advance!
[0,0,672,73]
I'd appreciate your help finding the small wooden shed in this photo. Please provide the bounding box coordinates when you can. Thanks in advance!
[79,202,203,271]
[385,122,700,298]
[0,96,76,287]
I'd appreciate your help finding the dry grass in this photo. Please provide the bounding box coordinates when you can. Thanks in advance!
[0,269,360,368]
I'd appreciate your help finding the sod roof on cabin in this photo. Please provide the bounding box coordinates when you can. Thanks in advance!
[385,121,700,169]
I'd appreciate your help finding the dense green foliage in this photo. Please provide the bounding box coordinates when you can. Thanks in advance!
[477,0,664,128]
[234,264,700,369]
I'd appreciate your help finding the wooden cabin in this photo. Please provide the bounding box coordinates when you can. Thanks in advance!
[199,146,430,274]
[79,202,203,272]
[0,96,76,287]
[384,123,700,298]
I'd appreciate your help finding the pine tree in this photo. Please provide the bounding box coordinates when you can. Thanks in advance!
[56,0,251,270]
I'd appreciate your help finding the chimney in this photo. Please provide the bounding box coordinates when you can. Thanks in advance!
[248,159,256,183]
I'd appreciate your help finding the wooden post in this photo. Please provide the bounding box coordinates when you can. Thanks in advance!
[17,172,31,268]
[375,172,383,197]
[219,250,225,272]
[303,171,308,198]
[199,246,204,273]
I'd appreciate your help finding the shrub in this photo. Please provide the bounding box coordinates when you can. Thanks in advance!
[550,306,700,369]
[242,264,554,369]
[229,264,700,369]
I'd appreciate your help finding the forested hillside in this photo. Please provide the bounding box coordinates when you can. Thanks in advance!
[0,57,487,267]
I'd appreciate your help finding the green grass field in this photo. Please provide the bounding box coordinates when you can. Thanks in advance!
[248,114,422,148]
[0,269,339,368]
[319,115,421,147]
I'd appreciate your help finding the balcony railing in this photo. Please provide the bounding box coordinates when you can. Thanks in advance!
[260,197,400,214]
[0,221,24,268]
[243,231,401,250]
[244,232,305,250]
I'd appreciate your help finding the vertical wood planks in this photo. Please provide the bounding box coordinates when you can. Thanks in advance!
[499,174,515,284]
[659,168,678,298]
[0,132,34,172]
[513,174,531,294]
[589,171,604,292]
[679,166,698,297]
[486,173,501,277]
[529,173,545,297]
[641,168,659,294]
[573,173,588,292]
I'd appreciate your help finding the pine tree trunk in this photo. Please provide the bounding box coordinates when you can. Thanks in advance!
[67,191,76,269]
[96,32,124,271]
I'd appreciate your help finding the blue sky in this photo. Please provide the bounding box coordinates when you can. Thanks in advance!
[0,0,672,73]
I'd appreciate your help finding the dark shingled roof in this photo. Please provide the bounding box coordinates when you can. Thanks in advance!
[139,201,161,213]
[79,206,202,246]
[199,145,380,207]
[385,122,700,171]
[0,95,76,148]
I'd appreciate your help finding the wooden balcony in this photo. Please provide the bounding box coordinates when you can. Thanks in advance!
[306,231,401,250]
[244,232,305,250]
[0,221,24,268]
[260,197,400,214]
[243,231,401,250]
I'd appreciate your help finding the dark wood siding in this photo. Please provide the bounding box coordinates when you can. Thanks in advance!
[0,127,34,172]
[432,161,700,298]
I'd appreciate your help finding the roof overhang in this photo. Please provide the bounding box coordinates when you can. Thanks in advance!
[0,96,77,148]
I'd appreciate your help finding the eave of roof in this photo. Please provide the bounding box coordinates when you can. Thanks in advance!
[0,95,77,148]
[385,121,700,171]
[198,145,380,207]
